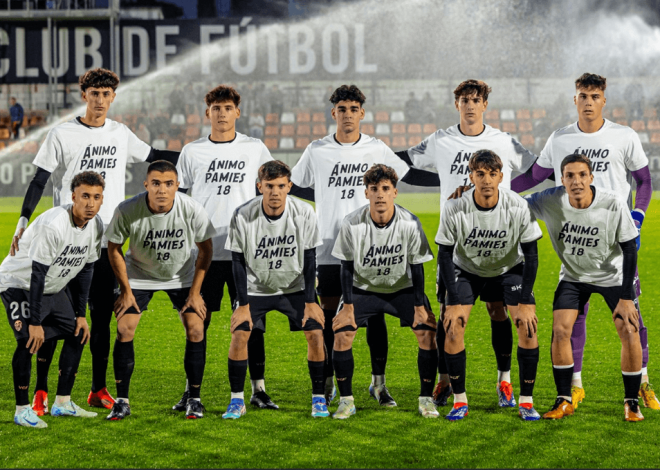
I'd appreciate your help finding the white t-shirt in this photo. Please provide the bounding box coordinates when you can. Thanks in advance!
[225,196,322,296]
[536,120,649,209]
[332,204,434,294]
[291,133,411,265]
[33,117,152,226]
[105,192,215,290]
[407,124,536,211]
[525,186,638,287]
[436,187,542,277]
[0,205,103,294]
[177,133,273,261]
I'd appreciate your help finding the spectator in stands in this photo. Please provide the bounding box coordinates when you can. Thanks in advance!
[421,92,437,123]
[269,84,284,116]
[249,112,265,139]
[135,122,151,144]
[404,92,423,124]
[10,97,24,140]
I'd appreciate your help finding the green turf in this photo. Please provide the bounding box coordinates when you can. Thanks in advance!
[0,193,659,468]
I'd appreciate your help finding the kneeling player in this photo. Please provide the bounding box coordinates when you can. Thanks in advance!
[105,161,215,420]
[438,150,542,421]
[331,164,438,419]
[0,171,105,427]
[524,154,643,421]
[224,160,327,419]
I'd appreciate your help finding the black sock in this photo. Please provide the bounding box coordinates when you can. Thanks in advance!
[247,329,266,381]
[308,360,325,395]
[322,309,336,378]
[367,314,388,376]
[56,333,85,397]
[518,346,539,397]
[13,340,32,406]
[113,340,135,399]
[418,348,438,397]
[333,349,354,397]
[436,325,447,375]
[552,365,573,400]
[623,372,642,401]
[35,339,57,393]
[228,359,248,394]
[491,318,513,373]
[184,340,205,399]
[89,307,113,393]
[445,349,467,395]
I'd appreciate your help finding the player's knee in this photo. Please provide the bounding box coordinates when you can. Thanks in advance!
[445,327,465,345]
[415,329,436,350]
[185,325,204,342]
[552,323,572,344]
[334,331,355,351]
[231,330,251,349]
[305,330,324,349]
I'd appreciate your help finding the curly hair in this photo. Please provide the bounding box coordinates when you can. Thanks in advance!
[79,68,120,92]
[205,85,241,107]
[364,164,398,188]
[575,73,606,92]
[70,171,106,192]
[453,79,492,102]
[329,84,366,106]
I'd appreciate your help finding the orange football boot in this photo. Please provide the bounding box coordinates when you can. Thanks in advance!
[88,387,115,409]
[542,398,574,419]
[32,390,49,416]
[624,399,644,422]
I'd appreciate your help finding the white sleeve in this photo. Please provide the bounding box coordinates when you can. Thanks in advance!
[87,218,104,264]
[290,145,315,188]
[524,191,546,221]
[303,205,323,250]
[407,133,439,172]
[519,206,543,243]
[381,142,410,179]
[535,133,555,170]
[435,204,458,246]
[508,135,537,173]
[624,130,649,172]
[104,206,130,245]
[126,126,152,164]
[259,142,274,165]
[616,200,640,243]
[225,210,244,253]
[407,218,434,264]
[176,147,193,190]
[32,129,63,173]
[192,202,216,243]
[28,226,60,266]
[331,219,353,261]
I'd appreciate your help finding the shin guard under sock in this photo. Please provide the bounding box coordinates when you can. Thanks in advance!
[333,349,354,397]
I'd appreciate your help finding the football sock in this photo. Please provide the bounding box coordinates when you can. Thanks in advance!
[12,340,32,406]
[184,340,205,400]
[517,346,539,397]
[322,309,336,378]
[16,404,30,413]
[552,364,573,401]
[308,360,325,395]
[247,328,266,381]
[622,370,643,401]
[418,348,438,397]
[116,398,129,404]
[56,332,85,397]
[454,392,467,404]
[570,303,588,373]
[54,395,70,405]
[498,370,511,384]
[571,371,583,388]
[231,392,244,400]
[35,339,57,393]
[366,313,388,376]
[519,396,533,405]
[436,324,448,375]
[333,349,354,397]
[372,374,385,387]
[641,367,649,384]
[251,379,266,394]
[89,307,113,393]
[445,349,467,395]
[491,318,513,373]
[113,340,135,400]
[228,358,247,394]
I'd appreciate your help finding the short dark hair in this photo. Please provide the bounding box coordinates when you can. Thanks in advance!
[70,171,105,192]
[561,153,592,175]
[364,164,398,188]
[147,160,178,176]
[259,160,291,182]
[454,79,492,102]
[575,73,606,92]
[469,149,503,172]
[205,85,241,107]
[330,85,366,106]
[79,68,120,92]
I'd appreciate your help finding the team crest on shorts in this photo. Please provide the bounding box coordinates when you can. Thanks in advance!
[14,320,22,331]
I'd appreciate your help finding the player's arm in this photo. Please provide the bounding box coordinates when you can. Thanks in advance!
[11,167,51,256]
[230,251,252,332]
[410,263,436,328]
[613,239,639,333]
[289,184,315,202]
[177,188,188,194]
[393,149,440,187]
[630,166,652,250]
[180,238,212,319]
[511,163,554,193]
[145,148,180,165]
[332,260,358,331]
[107,241,140,320]
[513,241,539,338]
[302,248,323,327]
[26,261,50,353]
[68,262,94,344]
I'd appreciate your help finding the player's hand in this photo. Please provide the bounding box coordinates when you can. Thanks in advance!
[447,185,472,201]
[10,228,25,256]
[332,304,357,332]
[631,210,643,251]
[613,299,639,334]
[443,305,468,337]
[303,302,325,329]
[26,325,45,354]
[180,292,207,321]
[230,305,252,333]
[114,290,140,321]
[75,317,91,345]
[413,304,437,329]
[512,304,538,338]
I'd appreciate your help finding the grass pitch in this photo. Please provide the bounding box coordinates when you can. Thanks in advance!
[0,193,659,469]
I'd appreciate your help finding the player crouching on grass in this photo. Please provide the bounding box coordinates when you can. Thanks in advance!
[105,160,215,420]
[330,164,438,419]
[524,154,644,422]
[0,171,105,428]
[438,150,543,421]
[224,160,327,419]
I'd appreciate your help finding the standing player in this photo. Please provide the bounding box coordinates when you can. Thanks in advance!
[291,84,437,407]
[104,161,215,420]
[512,73,656,409]
[436,151,542,421]
[331,164,437,419]
[11,68,180,415]
[224,161,327,419]
[524,154,643,421]
[1,172,105,428]
[399,79,537,408]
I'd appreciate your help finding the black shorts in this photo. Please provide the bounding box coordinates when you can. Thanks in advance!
[2,288,76,341]
[234,291,323,333]
[317,264,342,298]
[451,263,529,306]
[88,248,119,313]
[553,280,633,313]
[201,260,236,312]
[336,287,436,333]
[121,287,193,314]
